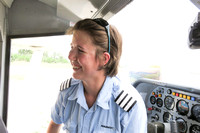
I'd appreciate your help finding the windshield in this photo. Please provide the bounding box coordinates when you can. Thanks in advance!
[109,0,200,89]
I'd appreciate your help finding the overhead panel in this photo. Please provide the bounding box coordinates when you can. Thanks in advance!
[97,0,133,20]
[57,0,108,22]
[8,0,69,36]
[7,0,133,35]
[57,0,133,23]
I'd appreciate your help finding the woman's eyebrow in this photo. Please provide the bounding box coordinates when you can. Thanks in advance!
[77,45,85,50]
[70,43,86,51]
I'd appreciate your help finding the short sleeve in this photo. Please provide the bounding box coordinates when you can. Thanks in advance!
[120,85,147,133]
[51,92,63,124]
[121,99,147,133]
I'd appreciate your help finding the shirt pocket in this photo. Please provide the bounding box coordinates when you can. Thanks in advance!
[93,123,118,133]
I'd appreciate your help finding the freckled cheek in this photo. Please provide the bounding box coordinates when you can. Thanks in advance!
[77,56,86,66]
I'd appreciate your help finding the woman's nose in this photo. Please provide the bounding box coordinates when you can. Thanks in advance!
[68,48,76,61]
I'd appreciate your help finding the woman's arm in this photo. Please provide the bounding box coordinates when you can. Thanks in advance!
[47,120,62,133]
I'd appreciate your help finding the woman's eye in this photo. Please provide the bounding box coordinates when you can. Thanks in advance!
[78,49,84,53]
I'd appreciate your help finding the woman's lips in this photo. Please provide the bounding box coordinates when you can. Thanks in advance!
[73,66,81,69]
[71,61,81,71]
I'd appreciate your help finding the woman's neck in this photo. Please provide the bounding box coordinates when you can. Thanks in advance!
[82,75,106,108]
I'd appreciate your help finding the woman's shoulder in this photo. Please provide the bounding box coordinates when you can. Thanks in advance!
[59,77,80,92]
[111,76,140,112]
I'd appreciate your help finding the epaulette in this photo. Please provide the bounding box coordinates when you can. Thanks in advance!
[60,78,72,91]
[115,90,137,112]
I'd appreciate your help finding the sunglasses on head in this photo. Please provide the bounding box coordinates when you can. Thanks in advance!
[92,18,111,53]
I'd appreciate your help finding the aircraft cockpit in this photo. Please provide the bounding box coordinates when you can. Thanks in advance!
[0,0,200,133]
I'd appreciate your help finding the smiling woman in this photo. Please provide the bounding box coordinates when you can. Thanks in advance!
[47,18,147,133]
[69,30,103,81]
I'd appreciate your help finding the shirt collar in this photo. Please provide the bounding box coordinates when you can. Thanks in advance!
[68,81,89,110]
[96,76,113,110]
[68,80,81,100]
[67,77,114,110]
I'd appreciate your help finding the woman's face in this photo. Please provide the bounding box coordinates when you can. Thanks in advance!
[68,30,103,81]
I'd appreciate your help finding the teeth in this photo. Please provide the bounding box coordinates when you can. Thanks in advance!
[71,61,81,69]
[73,66,80,69]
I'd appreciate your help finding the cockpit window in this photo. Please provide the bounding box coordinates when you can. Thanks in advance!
[109,0,200,89]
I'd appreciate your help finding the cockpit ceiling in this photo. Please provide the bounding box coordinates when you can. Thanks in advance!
[42,0,134,22]
[6,0,133,36]
[58,0,134,22]
[9,0,133,22]
[38,0,57,8]
[0,0,14,8]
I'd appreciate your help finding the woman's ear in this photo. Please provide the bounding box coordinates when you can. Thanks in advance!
[103,52,110,65]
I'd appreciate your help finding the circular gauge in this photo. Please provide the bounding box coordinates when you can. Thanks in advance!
[176,118,187,133]
[191,104,200,122]
[167,89,172,94]
[164,96,175,110]
[190,124,200,133]
[156,98,163,107]
[150,96,156,104]
[176,100,189,115]
[163,112,173,122]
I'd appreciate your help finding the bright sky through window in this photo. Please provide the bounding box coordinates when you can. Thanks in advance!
[109,0,200,88]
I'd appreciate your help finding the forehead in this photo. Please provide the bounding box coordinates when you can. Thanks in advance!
[72,30,93,45]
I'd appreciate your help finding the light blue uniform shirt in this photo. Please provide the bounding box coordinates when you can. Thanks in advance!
[51,76,147,133]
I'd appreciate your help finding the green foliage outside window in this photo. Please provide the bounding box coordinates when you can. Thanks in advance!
[42,52,68,63]
[11,49,33,62]
[11,49,68,64]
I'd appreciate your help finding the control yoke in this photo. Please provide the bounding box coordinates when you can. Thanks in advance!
[148,120,184,133]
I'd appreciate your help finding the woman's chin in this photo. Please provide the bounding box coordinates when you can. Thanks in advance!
[72,73,81,80]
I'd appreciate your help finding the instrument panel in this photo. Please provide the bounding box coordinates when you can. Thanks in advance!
[133,79,200,133]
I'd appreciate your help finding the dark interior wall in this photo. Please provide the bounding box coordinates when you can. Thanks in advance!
[8,0,69,36]
[0,1,6,121]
